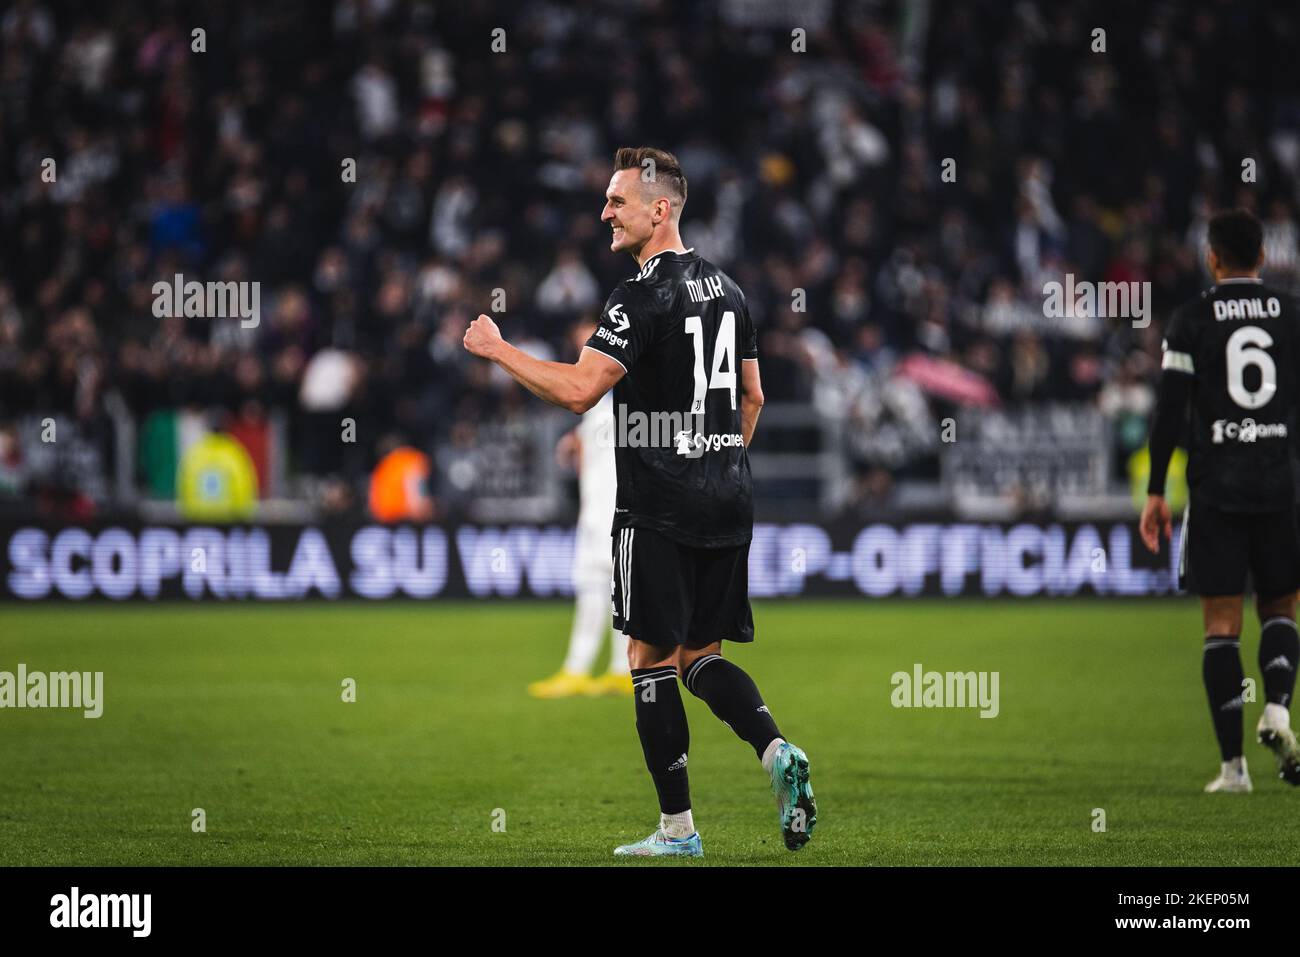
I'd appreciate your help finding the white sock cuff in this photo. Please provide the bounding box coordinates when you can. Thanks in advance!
[1262,617,1298,631]
[1264,701,1290,722]
[660,809,695,839]
[760,737,786,774]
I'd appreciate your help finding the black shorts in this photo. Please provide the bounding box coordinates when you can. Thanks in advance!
[1179,498,1300,598]
[611,525,754,648]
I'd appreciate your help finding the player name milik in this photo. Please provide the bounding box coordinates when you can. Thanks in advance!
[686,275,724,303]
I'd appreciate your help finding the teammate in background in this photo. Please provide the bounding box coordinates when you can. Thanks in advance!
[1141,207,1300,792]
[464,147,816,856]
[528,319,632,699]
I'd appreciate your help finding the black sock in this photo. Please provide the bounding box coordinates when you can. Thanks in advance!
[1259,617,1300,707]
[682,654,783,760]
[631,667,690,814]
[1203,637,1245,761]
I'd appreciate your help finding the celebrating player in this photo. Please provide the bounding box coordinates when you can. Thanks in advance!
[463,146,816,855]
[1141,208,1300,792]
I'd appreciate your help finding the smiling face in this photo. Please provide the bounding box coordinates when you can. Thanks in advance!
[601,168,670,256]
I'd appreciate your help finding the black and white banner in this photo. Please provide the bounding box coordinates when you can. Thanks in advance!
[0,520,1180,601]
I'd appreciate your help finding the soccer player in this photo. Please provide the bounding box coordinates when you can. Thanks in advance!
[463,146,816,855]
[1141,207,1300,793]
[528,320,632,699]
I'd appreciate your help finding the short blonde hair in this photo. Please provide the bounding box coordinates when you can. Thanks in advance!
[613,146,687,212]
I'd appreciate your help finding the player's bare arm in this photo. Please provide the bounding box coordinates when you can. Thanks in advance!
[1141,337,1193,553]
[740,357,764,447]
[463,313,623,414]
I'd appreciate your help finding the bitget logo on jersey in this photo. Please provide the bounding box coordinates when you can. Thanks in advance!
[594,324,629,351]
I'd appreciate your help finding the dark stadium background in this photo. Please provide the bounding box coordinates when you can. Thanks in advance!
[6,0,1295,598]
[4,0,1296,532]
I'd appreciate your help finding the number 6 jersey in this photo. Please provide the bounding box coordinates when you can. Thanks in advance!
[583,248,758,547]
[1161,277,1300,512]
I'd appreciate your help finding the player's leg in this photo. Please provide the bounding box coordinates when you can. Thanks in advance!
[564,582,607,674]
[584,539,632,696]
[612,528,700,857]
[528,527,608,698]
[628,636,693,828]
[1253,592,1300,782]
[614,635,698,856]
[1248,508,1300,783]
[1188,501,1252,793]
[1255,593,1298,708]
[1201,595,1251,793]
[528,584,603,698]
[680,640,784,765]
[678,544,816,849]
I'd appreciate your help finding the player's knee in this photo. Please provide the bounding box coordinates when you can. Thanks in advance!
[1203,616,1240,638]
[1202,596,1243,637]
[674,644,722,681]
[672,652,699,680]
[1256,592,1296,623]
[627,638,674,671]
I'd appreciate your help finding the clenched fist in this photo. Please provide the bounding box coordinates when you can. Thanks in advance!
[463,314,503,359]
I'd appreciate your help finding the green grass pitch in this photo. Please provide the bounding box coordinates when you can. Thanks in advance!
[0,599,1293,866]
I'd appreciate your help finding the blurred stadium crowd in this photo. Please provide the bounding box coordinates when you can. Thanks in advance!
[2,0,1300,520]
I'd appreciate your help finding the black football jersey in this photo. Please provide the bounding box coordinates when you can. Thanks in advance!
[584,248,758,547]
[1162,278,1300,512]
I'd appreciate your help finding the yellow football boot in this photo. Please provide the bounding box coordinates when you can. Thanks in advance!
[585,671,634,697]
[527,670,595,699]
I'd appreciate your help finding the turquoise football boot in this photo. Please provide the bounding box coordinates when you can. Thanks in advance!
[769,741,817,850]
[613,828,703,858]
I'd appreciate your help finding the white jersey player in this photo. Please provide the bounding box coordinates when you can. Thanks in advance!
[528,334,632,698]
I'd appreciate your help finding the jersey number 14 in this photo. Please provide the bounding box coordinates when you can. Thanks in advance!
[685,311,737,413]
